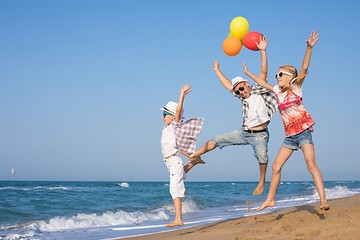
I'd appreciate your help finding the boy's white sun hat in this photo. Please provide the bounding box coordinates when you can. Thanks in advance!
[231,76,248,91]
[160,101,177,115]
[160,101,184,118]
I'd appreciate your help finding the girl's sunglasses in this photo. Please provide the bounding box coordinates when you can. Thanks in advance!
[163,112,173,118]
[234,86,245,96]
[275,71,293,79]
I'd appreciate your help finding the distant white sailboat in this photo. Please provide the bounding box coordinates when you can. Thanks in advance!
[11,168,15,175]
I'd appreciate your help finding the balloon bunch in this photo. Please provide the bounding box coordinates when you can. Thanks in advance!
[222,17,263,56]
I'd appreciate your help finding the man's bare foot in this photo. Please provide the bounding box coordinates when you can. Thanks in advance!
[320,201,330,210]
[165,220,184,228]
[179,150,197,161]
[193,156,205,164]
[253,183,265,195]
[187,155,197,161]
[257,200,275,211]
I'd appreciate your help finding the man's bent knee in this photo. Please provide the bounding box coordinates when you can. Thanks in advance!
[204,140,216,151]
[255,149,268,164]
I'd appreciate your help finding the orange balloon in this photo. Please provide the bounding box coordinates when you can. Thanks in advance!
[222,36,242,56]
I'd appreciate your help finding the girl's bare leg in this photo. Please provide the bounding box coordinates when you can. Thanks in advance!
[301,143,329,210]
[257,147,294,211]
[166,197,184,227]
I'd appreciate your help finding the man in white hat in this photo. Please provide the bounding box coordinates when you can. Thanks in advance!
[190,38,277,195]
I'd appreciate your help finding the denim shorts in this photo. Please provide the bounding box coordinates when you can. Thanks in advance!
[212,128,269,164]
[282,128,314,150]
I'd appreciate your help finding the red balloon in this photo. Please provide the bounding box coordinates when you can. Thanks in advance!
[222,36,242,56]
[242,31,263,51]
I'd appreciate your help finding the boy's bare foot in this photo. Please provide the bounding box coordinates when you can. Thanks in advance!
[320,201,330,210]
[253,183,265,195]
[257,200,275,211]
[165,220,184,228]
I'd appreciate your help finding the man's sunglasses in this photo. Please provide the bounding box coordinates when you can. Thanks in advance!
[275,71,293,79]
[234,86,245,95]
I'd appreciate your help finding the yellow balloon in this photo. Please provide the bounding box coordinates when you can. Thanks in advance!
[230,17,249,40]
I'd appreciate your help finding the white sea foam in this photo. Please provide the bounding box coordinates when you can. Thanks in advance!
[163,199,198,214]
[319,185,360,199]
[21,186,43,191]
[300,185,360,202]
[26,209,169,232]
[47,186,70,190]
[110,217,225,232]
[117,182,130,188]
[0,186,43,191]
[0,186,71,191]
[0,187,17,190]
[3,230,35,240]
[277,185,360,208]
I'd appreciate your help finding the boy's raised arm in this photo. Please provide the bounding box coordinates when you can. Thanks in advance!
[175,84,191,122]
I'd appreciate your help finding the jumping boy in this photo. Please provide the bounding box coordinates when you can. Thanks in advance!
[161,84,204,227]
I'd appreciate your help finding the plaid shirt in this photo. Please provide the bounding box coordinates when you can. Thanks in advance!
[172,118,204,156]
[235,83,278,128]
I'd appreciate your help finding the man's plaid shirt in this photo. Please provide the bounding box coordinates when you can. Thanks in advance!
[234,83,278,128]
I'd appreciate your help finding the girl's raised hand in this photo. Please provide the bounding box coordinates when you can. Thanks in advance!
[306,30,320,48]
[256,35,269,51]
[181,84,192,96]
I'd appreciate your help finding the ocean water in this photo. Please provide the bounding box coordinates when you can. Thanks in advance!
[0,181,359,240]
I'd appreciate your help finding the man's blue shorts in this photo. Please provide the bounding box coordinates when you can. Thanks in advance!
[212,128,269,164]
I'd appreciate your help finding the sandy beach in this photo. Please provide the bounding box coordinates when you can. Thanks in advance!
[120,194,360,240]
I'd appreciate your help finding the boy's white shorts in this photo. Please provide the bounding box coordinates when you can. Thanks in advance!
[164,154,186,199]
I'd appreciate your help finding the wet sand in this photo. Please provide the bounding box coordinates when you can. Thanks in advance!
[119,194,360,240]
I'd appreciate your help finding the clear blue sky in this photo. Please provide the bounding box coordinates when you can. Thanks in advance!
[1,0,359,181]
